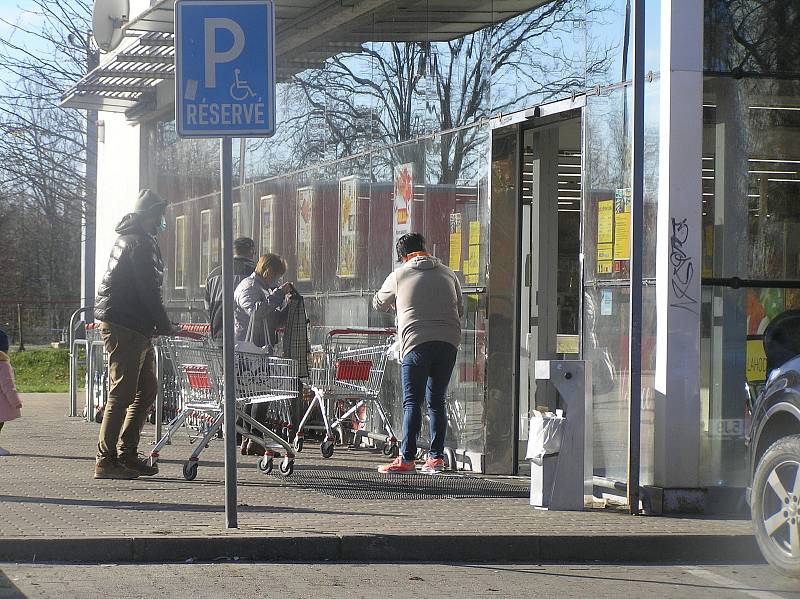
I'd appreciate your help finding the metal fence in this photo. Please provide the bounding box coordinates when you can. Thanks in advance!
[0,300,79,348]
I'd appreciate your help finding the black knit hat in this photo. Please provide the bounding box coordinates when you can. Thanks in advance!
[133,189,167,216]
[0,329,8,353]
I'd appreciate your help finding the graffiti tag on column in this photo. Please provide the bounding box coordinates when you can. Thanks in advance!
[670,217,698,314]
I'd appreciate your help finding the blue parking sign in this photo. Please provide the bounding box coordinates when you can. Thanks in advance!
[175,0,275,137]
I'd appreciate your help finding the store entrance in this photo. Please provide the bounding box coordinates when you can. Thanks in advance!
[517,111,583,473]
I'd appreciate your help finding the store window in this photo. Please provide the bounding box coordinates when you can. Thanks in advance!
[701,0,800,487]
[296,187,313,282]
[260,195,274,254]
[174,215,186,289]
[232,202,241,239]
[199,209,212,286]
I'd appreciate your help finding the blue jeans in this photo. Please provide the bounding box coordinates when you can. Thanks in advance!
[400,341,458,461]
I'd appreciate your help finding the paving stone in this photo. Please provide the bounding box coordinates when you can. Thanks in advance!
[0,394,758,563]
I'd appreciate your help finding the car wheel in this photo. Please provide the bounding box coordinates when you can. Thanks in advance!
[752,433,800,578]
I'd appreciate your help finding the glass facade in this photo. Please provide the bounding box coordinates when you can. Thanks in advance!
[147,0,662,475]
[700,0,800,487]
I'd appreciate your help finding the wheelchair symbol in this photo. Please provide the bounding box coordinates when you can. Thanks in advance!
[230,68,257,101]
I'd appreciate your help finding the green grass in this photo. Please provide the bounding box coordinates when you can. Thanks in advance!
[9,348,82,393]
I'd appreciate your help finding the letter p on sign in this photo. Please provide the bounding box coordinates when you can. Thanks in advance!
[204,18,244,88]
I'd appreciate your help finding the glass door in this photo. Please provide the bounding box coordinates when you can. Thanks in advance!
[517,111,584,472]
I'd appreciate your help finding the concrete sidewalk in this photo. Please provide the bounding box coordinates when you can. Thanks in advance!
[0,394,760,564]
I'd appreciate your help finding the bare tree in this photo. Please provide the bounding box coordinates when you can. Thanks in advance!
[0,0,90,338]
[246,0,617,184]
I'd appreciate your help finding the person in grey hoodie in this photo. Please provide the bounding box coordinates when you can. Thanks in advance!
[373,233,463,475]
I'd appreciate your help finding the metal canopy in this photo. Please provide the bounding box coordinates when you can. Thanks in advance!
[62,0,550,115]
[61,32,174,113]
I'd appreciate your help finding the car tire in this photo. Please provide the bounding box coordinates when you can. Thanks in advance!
[752,433,800,578]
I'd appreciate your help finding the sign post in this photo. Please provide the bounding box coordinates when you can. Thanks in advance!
[175,0,275,528]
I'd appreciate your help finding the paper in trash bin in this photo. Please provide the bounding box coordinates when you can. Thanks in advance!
[525,410,565,466]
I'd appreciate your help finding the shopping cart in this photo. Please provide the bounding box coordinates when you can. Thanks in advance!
[151,323,212,428]
[148,336,298,480]
[295,328,396,458]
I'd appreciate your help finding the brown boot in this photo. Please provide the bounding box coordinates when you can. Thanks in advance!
[94,458,140,480]
[119,454,159,476]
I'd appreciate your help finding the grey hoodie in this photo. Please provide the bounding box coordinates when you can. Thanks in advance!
[373,255,464,358]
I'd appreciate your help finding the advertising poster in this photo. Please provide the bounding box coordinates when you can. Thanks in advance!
[260,195,274,253]
[597,200,613,243]
[393,163,414,263]
[296,187,313,282]
[448,212,463,271]
[338,176,358,278]
[746,337,768,382]
[465,220,481,284]
[613,188,631,262]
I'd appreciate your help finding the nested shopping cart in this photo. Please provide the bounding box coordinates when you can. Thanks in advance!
[148,336,299,479]
[151,323,212,429]
[295,327,397,458]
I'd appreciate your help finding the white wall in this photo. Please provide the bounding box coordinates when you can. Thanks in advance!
[94,112,141,291]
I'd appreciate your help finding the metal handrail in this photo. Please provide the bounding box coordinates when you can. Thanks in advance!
[67,306,93,417]
[701,277,800,290]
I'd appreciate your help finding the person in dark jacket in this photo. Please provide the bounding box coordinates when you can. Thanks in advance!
[94,189,179,480]
[205,237,256,340]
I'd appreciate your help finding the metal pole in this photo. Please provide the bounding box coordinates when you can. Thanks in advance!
[82,38,99,324]
[16,303,25,352]
[220,136,238,528]
[627,0,645,515]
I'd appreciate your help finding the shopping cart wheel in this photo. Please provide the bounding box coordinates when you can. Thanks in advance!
[382,442,396,457]
[320,441,335,459]
[293,436,304,452]
[279,458,294,477]
[257,456,274,474]
[183,461,198,481]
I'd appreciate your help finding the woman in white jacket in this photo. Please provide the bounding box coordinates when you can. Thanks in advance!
[233,253,292,454]
[233,254,292,347]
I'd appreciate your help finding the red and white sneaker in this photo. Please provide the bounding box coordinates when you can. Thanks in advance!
[377,457,416,474]
[420,457,445,475]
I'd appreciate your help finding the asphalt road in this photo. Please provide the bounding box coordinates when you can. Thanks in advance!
[0,562,798,599]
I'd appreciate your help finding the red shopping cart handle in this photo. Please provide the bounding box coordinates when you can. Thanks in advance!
[173,329,204,340]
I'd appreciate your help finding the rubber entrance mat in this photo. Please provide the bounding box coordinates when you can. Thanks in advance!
[272,468,530,500]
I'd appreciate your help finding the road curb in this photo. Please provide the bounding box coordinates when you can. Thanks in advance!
[0,534,763,564]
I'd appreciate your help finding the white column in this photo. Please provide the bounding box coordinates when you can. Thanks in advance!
[653,0,703,488]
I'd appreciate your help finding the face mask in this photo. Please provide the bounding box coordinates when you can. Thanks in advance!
[157,215,167,233]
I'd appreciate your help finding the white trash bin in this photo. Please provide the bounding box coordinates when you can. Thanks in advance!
[526,410,565,508]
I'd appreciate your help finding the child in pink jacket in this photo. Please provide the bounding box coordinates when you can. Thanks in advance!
[0,329,22,456]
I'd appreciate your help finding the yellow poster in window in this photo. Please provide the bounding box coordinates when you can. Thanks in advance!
[449,212,463,271]
[465,221,481,284]
[465,244,480,284]
[597,200,613,244]
[597,243,613,274]
[613,211,631,260]
[746,338,767,382]
[469,221,480,245]
[449,234,462,271]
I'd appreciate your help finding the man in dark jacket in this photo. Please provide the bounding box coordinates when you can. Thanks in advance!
[205,237,255,340]
[94,189,178,479]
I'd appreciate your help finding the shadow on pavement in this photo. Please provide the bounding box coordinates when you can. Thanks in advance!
[0,494,369,517]
[0,569,27,599]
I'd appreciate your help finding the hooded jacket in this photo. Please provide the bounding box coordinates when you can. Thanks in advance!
[95,214,172,337]
[205,256,256,339]
[373,255,464,358]
[0,351,22,422]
